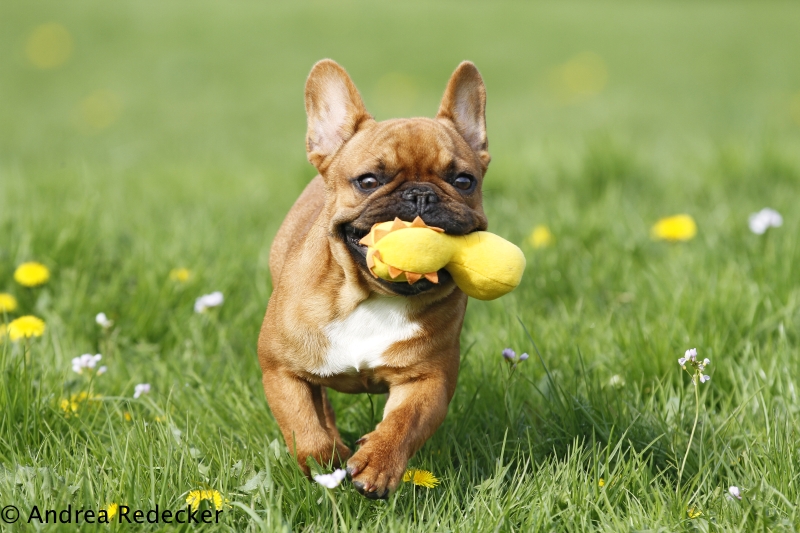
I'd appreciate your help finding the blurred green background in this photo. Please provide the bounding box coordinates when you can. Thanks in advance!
[2,1,800,530]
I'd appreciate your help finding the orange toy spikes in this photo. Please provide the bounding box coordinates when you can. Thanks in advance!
[359,217,444,284]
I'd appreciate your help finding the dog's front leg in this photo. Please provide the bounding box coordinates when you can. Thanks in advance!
[347,367,457,499]
[262,369,351,475]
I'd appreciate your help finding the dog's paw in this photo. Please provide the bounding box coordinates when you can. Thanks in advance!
[297,440,352,477]
[346,435,406,499]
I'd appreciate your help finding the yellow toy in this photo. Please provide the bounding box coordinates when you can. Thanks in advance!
[359,217,526,301]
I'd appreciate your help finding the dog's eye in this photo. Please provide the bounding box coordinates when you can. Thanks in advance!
[453,174,475,191]
[356,174,380,191]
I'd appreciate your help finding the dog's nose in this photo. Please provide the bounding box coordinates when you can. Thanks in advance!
[401,186,439,214]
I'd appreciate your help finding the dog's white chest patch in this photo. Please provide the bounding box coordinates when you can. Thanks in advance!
[313,296,420,377]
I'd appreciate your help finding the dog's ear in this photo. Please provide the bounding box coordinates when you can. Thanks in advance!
[437,61,490,169]
[305,59,372,171]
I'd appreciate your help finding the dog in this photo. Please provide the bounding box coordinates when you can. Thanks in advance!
[258,59,491,499]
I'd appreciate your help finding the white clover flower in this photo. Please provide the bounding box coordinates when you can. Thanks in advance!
[679,348,711,385]
[609,374,626,389]
[728,485,741,500]
[133,383,151,399]
[313,469,347,489]
[95,312,113,329]
[748,208,783,235]
[194,291,224,313]
[72,353,102,374]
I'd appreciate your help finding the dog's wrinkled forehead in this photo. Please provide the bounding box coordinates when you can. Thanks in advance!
[331,118,480,182]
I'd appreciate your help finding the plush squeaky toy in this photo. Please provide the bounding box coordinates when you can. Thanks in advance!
[359,217,526,301]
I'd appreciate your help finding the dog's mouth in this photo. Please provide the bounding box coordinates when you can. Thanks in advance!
[342,224,369,258]
[340,222,453,296]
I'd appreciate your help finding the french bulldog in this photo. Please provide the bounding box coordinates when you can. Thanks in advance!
[258,59,491,499]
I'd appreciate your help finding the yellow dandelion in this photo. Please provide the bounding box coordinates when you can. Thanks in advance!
[687,507,702,519]
[549,52,608,104]
[154,415,166,423]
[123,411,132,422]
[529,225,555,249]
[651,214,697,242]
[59,391,101,416]
[598,478,605,487]
[104,503,119,520]
[14,262,50,287]
[186,489,225,511]
[7,315,46,341]
[76,90,122,133]
[0,293,18,313]
[169,268,192,282]
[402,469,440,488]
[25,23,73,69]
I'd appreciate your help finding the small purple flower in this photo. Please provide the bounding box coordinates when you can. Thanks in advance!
[502,348,516,360]
[518,353,529,362]
[699,374,711,384]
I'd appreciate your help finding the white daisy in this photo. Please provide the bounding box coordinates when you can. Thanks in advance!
[72,354,102,374]
[748,208,783,235]
[194,291,224,313]
[313,469,347,489]
[95,312,113,329]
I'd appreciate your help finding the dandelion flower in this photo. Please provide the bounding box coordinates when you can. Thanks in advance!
[186,489,225,510]
[59,391,101,415]
[14,262,50,287]
[170,268,192,282]
[133,383,151,399]
[95,312,113,329]
[748,208,783,235]
[0,293,18,313]
[123,411,132,422]
[313,469,347,489]
[72,353,102,374]
[403,469,440,488]
[103,503,119,520]
[7,315,46,341]
[651,215,697,242]
[687,507,702,519]
[25,23,73,69]
[598,478,605,487]
[529,225,555,249]
[194,291,224,313]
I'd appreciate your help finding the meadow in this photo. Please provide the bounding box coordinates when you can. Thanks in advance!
[1,1,800,531]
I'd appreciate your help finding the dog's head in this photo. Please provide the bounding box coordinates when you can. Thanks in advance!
[304,60,490,296]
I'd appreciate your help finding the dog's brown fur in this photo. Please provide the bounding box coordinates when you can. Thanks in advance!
[258,59,490,498]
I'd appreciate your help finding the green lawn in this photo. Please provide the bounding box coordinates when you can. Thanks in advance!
[2,1,800,531]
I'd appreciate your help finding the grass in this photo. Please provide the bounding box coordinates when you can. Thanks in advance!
[2,0,800,530]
